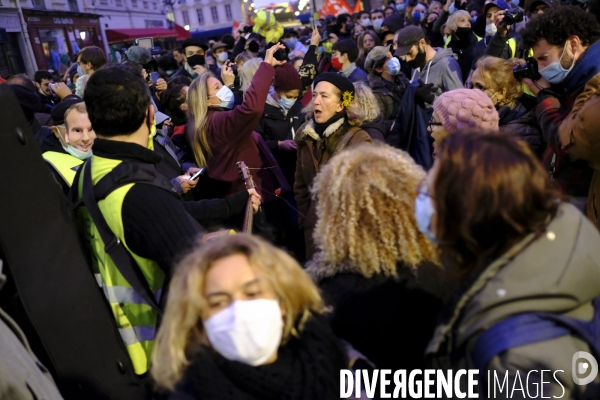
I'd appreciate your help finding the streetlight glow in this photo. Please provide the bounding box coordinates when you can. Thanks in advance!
[184,24,190,30]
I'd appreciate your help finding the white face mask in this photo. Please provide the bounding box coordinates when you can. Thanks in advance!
[209,85,235,109]
[485,23,497,36]
[415,191,437,245]
[217,52,228,63]
[204,299,283,366]
[360,18,371,27]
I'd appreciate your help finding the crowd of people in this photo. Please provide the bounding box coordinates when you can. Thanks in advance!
[1,0,600,398]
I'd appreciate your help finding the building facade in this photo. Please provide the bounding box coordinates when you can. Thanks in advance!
[172,0,242,34]
[0,0,38,77]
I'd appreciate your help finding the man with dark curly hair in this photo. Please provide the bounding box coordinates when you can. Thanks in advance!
[519,5,600,212]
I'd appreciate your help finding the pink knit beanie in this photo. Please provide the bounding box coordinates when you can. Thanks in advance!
[432,89,499,134]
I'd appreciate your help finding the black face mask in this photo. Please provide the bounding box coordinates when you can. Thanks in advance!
[248,41,260,53]
[187,54,205,68]
[456,26,472,41]
[408,45,427,70]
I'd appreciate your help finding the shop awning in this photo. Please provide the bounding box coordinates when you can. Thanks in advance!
[105,28,182,44]
[174,24,191,41]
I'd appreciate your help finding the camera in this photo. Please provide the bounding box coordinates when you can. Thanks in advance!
[503,10,524,25]
[513,57,541,80]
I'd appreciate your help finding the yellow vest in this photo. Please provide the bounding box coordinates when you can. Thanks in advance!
[42,151,83,187]
[76,155,165,375]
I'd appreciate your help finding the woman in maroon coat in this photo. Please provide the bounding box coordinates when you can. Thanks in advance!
[187,44,288,199]
[187,44,293,239]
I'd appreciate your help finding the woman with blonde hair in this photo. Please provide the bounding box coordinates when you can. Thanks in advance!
[152,234,347,399]
[471,56,545,158]
[443,9,479,82]
[352,81,386,142]
[307,143,443,371]
[294,73,373,260]
[187,44,288,231]
[355,30,380,70]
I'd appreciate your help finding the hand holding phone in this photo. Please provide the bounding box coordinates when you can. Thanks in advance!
[189,167,206,180]
[150,72,159,86]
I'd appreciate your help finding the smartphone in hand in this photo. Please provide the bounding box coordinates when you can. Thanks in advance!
[189,167,206,180]
[150,72,159,86]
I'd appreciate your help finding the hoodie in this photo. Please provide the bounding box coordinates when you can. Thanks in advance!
[417,48,463,96]
[360,116,386,142]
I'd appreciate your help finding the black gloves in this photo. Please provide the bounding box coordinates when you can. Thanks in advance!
[414,79,436,106]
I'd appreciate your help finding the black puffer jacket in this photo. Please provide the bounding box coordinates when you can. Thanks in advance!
[255,97,305,187]
[498,101,546,159]
[447,32,479,84]
[368,74,409,131]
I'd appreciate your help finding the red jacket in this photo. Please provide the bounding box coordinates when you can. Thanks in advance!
[204,63,288,202]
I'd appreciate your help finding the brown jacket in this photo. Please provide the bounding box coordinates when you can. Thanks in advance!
[559,72,600,231]
[293,118,373,260]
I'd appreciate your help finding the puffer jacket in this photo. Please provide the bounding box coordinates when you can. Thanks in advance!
[294,117,373,260]
[498,101,545,159]
[427,203,600,399]
[368,73,410,129]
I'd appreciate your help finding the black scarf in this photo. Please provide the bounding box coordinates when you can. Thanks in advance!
[174,315,347,400]
[313,111,346,137]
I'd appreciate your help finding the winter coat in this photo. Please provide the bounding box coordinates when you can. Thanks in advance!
[447,32,480,84]
[0,304,63,400]
[559,71,600,231]
[360,116,387,142]
[418,48,464,96]
[255,95,305,188]
[312,264,443,371]
[535,40,600,200]
[202,62,289,203]
[368,73,410,130]
[427,203,600,398]
[346,65,369,84]
[497,101,545,159]
[294,118,373,260]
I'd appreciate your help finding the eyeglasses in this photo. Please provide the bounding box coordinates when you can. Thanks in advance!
[427,117,442,132]
[468,82,489,91]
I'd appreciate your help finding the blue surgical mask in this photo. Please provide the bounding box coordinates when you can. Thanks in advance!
[396,3,406,11]
[448,3,457,14]
[511,0,520,7]
[77,65,84,76]
[209,85,235,109]
[413,11,422,23]
[539,41,575,84]
[415,191,437,245]
[472,16,477,23]
[386,57,401,75]
[318,46,324,54]
[286,38,298,49]
[278,96,296,109]
[373,19,383,31]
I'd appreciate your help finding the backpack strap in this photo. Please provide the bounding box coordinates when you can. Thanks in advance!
[472,298,600,371]
[80,158,163,315]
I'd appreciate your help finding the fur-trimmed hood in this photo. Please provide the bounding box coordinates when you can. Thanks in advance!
[295,117,346,143]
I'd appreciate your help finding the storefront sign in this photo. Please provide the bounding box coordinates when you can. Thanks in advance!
[28,17,41,22]
[54,17,74,24]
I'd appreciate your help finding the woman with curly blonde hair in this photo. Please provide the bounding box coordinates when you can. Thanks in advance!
[152,234,347,399]
[294,73,373,260]
[307,143,443,371]
[352,81,386,142]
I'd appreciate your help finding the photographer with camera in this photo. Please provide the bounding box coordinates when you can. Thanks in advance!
[483,0,522,60]
[518,5,600,209]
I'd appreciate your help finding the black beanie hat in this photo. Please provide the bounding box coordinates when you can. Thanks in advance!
[50,97,84,125]
[313,72,355,106]
[182,38,209,52]
[10,84,41,121]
